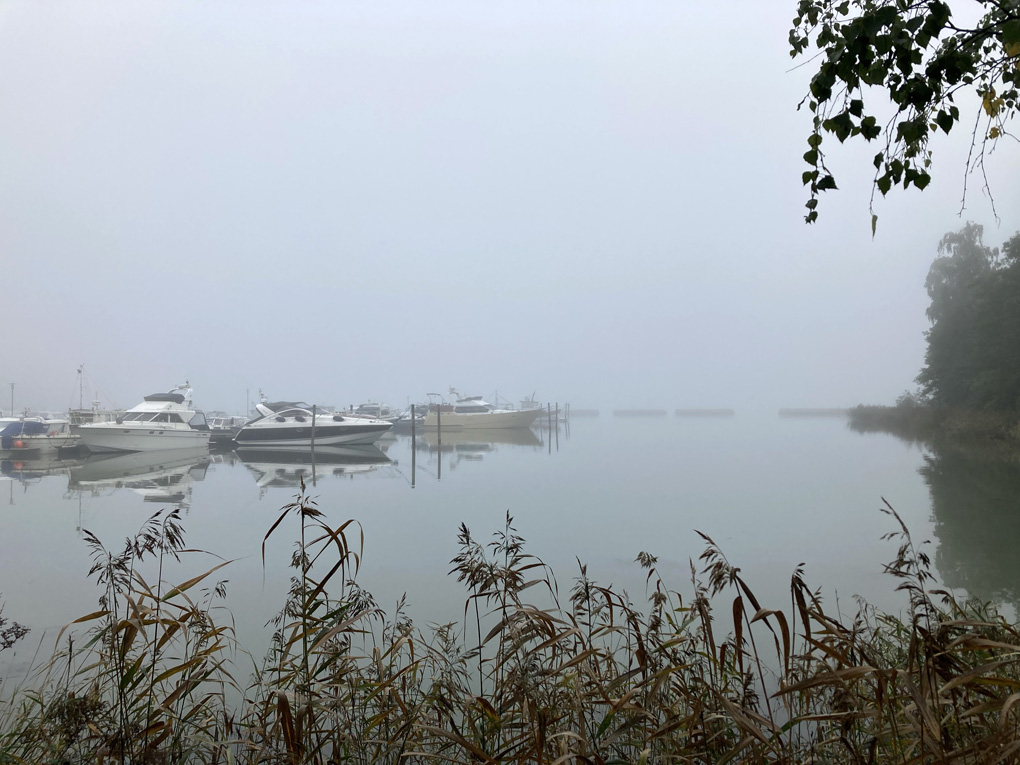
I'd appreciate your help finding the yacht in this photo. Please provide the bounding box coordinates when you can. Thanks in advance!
[423,394,544,430]
[76,384,211,453]
[234,400,392,448]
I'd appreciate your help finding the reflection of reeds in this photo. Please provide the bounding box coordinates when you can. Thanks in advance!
[7,493,1020,762]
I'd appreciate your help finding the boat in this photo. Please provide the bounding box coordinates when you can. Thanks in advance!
[234,399,392,448]
[67,365,125,428]
[76,383,211,453]
[0,418,79,456]
[423,393,544,430]
[207,414,247,448]
[350,402,403,423]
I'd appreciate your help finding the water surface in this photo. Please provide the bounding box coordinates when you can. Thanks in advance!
[3,413,1006,678]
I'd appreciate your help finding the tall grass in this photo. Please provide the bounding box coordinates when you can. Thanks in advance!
[4,487,1020,763]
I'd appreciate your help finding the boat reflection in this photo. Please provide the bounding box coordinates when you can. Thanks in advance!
[419,428,542,452]
[2,452,87,495]
[237,445,392,494]
[68,447,211,504]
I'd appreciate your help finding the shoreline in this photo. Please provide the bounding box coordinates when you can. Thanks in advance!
[848,404,1020,451]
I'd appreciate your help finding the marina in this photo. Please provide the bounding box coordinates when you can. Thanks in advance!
[2,409,1005,684]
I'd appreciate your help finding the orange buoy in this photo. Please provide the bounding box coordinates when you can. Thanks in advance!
[13,440,24,449]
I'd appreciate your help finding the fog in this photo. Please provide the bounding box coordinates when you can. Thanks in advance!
[2,1,1018,415]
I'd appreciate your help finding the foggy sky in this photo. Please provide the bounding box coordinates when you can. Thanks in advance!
[2,1,1018,415]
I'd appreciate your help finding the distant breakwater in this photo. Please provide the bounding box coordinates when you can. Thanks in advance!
[777,408,849,418]
[675,409,734,417]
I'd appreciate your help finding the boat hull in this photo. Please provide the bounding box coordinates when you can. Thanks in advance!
[423,408,543,430]
[0,435,80,456]
[77,424,211,453]
[234,421,391,448]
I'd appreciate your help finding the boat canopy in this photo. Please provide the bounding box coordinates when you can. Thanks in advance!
[1,421,49,449]
[143,392,186,404]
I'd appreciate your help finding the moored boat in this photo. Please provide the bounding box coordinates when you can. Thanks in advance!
[76,384,211,453]
[207,414,247,448]
[234,400,392,448]
[423,395,544,430]
[0,419,79,456]
[351,402,403,423]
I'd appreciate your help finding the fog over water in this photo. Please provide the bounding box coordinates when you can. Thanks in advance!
[1,1,1018,414]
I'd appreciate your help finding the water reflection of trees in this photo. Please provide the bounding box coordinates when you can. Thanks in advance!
[922,445,1020,610]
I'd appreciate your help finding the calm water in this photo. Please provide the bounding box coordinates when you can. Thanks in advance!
[2,414,1017,678]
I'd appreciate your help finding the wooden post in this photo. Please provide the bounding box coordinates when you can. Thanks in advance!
[437,406,442,480]
[310,404,317,486]
[547,404,552,454]
[410,404,416,489]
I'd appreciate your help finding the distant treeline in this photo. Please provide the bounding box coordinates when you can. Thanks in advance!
[848,224,1020,447]
[916,224,1020,413]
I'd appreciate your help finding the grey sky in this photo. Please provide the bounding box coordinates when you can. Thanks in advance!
[2,1,1017,414]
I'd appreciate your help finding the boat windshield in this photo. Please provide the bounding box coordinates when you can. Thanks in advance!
[454,404,492,414]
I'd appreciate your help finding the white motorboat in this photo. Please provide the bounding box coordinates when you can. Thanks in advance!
[423,394,544,430]
[76,384,211,453]
[234,399,392,448]
[0,418,79,455]
[350,402,403,423]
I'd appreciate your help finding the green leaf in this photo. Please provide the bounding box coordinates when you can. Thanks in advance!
[816,175,838,191]
[1001,20,1020,49]
[803,149,819,165]
[861,116,881,140]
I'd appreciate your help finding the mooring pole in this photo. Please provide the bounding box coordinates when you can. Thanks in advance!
[311,404,317,486]
[411,404,416,488]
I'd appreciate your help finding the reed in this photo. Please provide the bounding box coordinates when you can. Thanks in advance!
[5,489,1020,763]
